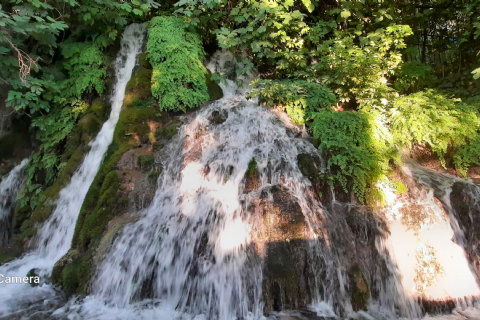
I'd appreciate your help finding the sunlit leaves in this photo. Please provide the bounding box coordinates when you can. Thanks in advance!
[147,16,209,111]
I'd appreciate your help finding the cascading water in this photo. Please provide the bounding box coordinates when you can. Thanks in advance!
[51,52,337,320]
[0,159,27,247]
[0,23,145,317]
[4,50,480,320]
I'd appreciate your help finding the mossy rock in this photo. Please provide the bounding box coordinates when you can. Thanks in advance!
[155,124,177,140]
[152,142,164,152]
[124,68,153,108]
[246,157,258,179]
[78,171,121,250]
[88,98,110,122]
[138,155,154,173]
[139,52,152,70]
[51,250,91,294]
[206,69,223,101]
[350,266,369,311]
[148,169,161,184]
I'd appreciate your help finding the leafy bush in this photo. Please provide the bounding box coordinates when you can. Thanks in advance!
[454,137,480,177]
[62,43,108,98]
[248,79,336,124]
[311,110,397,202]
[389,90,479,166]
[313,25,412,111]
[394,61,435,93]
[147,16,209,111]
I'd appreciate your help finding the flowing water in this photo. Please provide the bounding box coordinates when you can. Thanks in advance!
[3,49,480,320]
[0,159,28,247]
[0,23,145,317]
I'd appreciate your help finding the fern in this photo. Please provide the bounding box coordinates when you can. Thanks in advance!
[389,90,479,167]
[311,110,396,202]
[454,137,480,177]
[248,79,336,124]
[62,42,107,98]
[147,16,209,111]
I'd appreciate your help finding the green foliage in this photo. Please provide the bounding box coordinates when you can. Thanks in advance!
[394,61,435,93]
[175,0,310,73]
[248,79,336,124]
[311,110,397,202]
[137,155,154,172]
[147,16,209,111]
[390,90,479,166]
[62,43,108,98]
[312,25,412,110]
[246,157,258,178]
[155,125,178,140]
[148,169,161,184]
[454,137,480,177]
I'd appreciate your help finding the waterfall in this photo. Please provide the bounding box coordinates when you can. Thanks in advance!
[51,51,335,320]
[3,50,480,320]
[0,159,27,247]
[0,23,145,316]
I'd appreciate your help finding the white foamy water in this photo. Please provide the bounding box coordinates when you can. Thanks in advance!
[0,24,145,316]
[0,159,27,246]
[51,52,336,320]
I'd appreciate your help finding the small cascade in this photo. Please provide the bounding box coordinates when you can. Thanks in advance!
[366,160,480,319]
[0,159,27,247]
[0,23,145,317]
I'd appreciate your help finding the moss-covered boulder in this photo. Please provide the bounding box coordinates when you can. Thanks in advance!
[349,265,369,311]
[51,249,91,295]
[206,69,223,101]
[155,124,177,140]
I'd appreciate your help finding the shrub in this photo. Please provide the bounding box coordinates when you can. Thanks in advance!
[311,110,397,202]
[248,79,336,124]
[147,16,209,111]
[389,90,479,166]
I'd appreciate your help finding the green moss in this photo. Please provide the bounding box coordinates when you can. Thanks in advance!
[350,266,369,311]
[152,142,164,152]
[52,251,92,294]
[155,124,177,140]
[0,252,20,265]
[78,171,121,249]
[139,52,152,70]
[124,68,153,108]
[137,155,154,172]
[148,169,161,184]
[246,157,258,178]
[88,98,110,122]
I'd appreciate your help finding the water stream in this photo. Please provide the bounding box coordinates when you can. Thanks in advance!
[0,159,28,247]
[0,23,146,317]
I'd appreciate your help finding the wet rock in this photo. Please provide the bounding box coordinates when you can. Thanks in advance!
[263,240,312,312]
[448,181,480,278]
[206,69,223,101]
[26,268,40,287]
[349,265,369,311]
[244,157,260,193]
[152,141,164,152]
[208,109,228,125]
